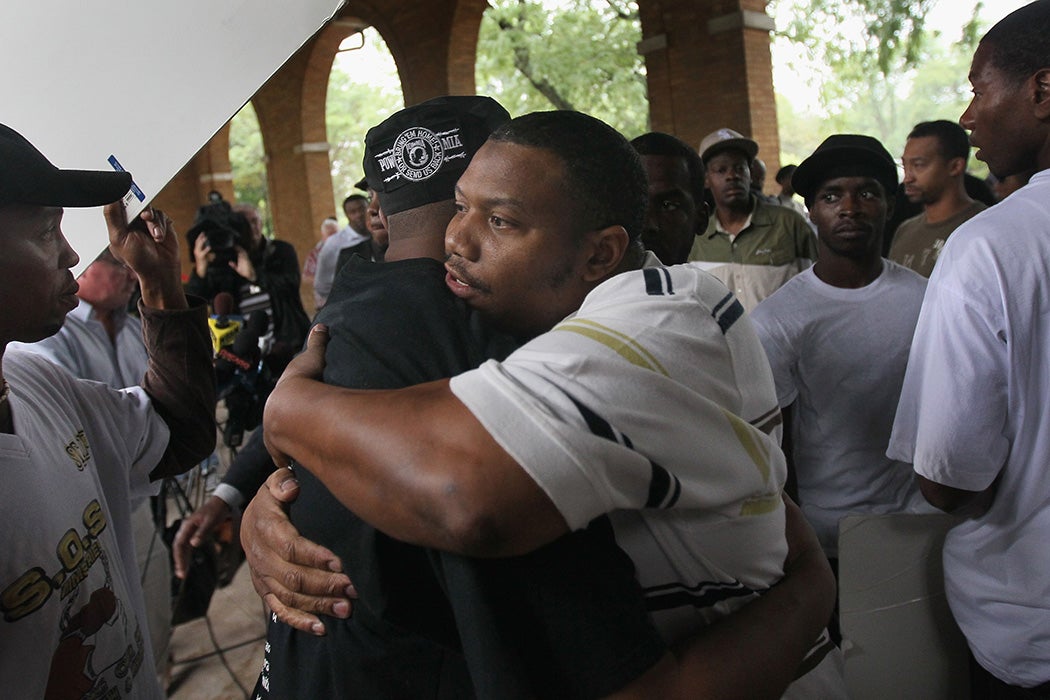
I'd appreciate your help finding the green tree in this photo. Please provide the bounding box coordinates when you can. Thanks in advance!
[772,0,983,78]
[227,29,403,230]
[475,0,648,138]
[770,0,997,172]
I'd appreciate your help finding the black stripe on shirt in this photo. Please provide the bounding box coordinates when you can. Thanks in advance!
[643,267,674,296]
[751,406,783,435]
[712,292,744,335]
[644,579,760,613]
[569,395,679,509]
[646,462,682,508]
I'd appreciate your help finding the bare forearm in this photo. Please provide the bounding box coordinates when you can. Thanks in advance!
[670,549,833,698]
[917,474,996,517]
[264,375,566,556]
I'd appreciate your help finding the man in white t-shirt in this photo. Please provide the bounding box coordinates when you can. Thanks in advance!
[0,123,215,697]
[888,2,1050,693]
[11,245,176,687]
[751,134,930,563]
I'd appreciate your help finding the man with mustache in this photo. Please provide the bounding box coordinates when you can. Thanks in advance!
[888,120,986,278]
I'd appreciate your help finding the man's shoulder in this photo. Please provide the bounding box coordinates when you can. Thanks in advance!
[268,238,298,255]
[755,196,810,229]
[750,268,814,324]
[5,348,89,402]
[319,230,346,252]
[575,263,752,342]
[882,258,929,287]
[881,259,932,302]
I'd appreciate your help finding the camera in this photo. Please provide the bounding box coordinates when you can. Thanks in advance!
[186,199,249,268]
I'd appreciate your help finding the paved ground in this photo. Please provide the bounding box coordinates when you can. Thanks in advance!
[166,552,267,699]
[164,424,268,699]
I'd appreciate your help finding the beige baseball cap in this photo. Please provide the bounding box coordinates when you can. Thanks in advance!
[698,128,759,165]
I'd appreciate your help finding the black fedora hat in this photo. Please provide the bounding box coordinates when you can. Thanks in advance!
[793,134,898,202]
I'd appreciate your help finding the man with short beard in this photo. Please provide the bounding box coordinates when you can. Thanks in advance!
[250,110,846,698]
[888,120,986,277]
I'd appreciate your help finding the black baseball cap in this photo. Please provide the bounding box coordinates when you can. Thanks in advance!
[793,134,898,201]
[362,95,510,216]
[0,123,132,207]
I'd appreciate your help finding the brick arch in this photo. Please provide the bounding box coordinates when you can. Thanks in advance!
[150,123,234,272]
[447,0,489,95]
[154,0,779,285]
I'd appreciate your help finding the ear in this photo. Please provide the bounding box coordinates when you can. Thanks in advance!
[1034,68,1050,120]
[946,156,966,177]
[580,225,629,282]
[695,200,711,235]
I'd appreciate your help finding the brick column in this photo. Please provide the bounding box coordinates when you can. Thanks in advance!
[639,0,780,173]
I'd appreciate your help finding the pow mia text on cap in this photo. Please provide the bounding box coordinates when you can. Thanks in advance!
[361,95,510,216]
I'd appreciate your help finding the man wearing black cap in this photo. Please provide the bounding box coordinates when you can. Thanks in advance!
[750,135,931,568]
[687,128,816,311]
[0,124,215,697]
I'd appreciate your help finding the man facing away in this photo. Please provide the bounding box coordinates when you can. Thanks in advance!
[750,135,931,564]
[687,128,817,311]
[888,1,1050,694]
[888,119,986,277]
[248,109,845,698]
[0,123,215,698]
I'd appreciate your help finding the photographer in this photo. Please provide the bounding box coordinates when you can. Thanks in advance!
[185,198,309,370]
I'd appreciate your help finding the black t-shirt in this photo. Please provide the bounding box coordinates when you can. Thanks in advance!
[257,256,665,699]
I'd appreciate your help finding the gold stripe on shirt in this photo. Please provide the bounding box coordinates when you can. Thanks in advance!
[556,319,669,376]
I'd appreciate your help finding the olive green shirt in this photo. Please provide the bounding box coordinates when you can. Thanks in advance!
[688,196,817,311]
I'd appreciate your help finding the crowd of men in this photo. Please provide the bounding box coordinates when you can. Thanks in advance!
[1,0,1048,697]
